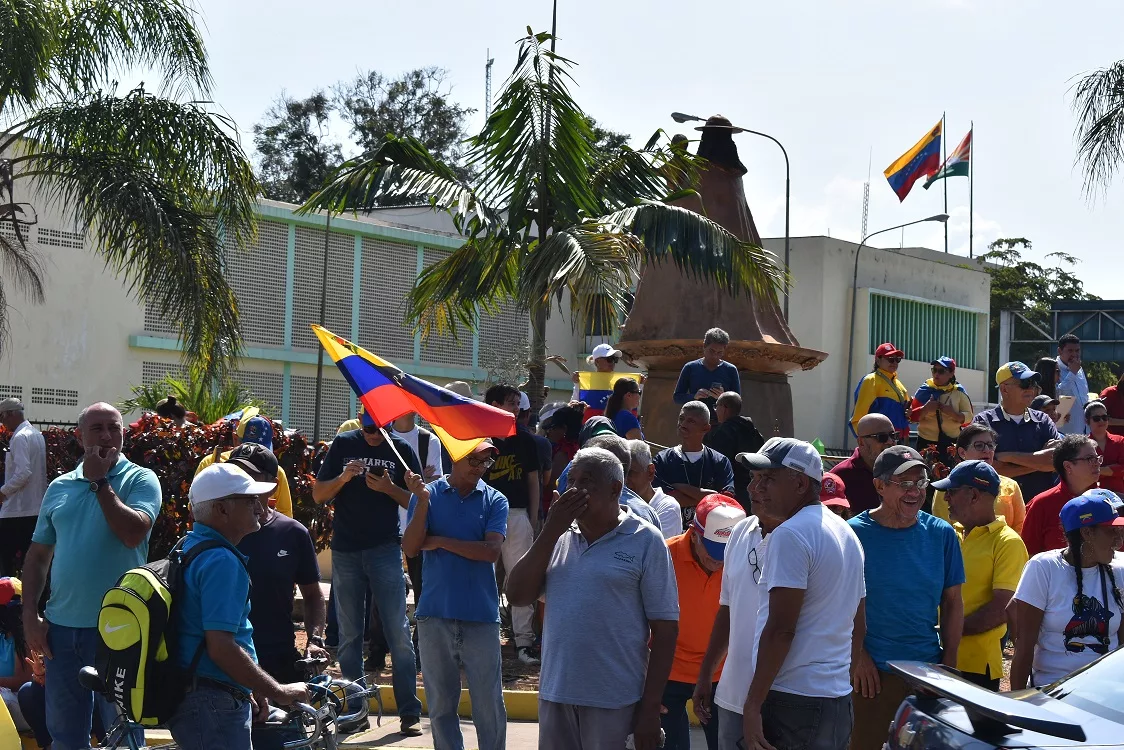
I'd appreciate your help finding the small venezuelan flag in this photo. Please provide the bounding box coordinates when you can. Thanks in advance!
[312,325,515,461]
[884,120,943,202]
[578,371,643,421]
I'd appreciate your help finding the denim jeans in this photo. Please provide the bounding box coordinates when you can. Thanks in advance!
[333,543,422,718]
[167,685,252,750]
[762,690,852,750]
[45,622,141,750]
[662,680,719,750]
[417,618,506,750]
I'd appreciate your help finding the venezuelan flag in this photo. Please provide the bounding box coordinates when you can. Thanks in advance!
[577,371,643,421]
[312,325,515,461]
[884,120,943,202]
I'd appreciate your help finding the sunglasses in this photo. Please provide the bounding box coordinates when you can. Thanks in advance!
[931,367,949,375]
[362,424,381,434]
[1091,414,1111,423]
[883,356,903,364]
[861,432,897,444]
[1014,379,1038,390]
[603,356,620,364]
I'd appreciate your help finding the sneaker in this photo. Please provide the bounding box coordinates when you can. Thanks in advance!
[400,716,423,736]
[516,646,540,665]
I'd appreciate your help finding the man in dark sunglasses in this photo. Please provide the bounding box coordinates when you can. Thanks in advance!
[830,414,897,515]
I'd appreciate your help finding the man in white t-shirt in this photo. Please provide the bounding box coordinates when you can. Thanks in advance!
[737,438,867,750]
[626,439,685,538]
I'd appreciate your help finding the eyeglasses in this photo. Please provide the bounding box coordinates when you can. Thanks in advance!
[860,432,897,444]
[1090,414,1111,423]
[884,356,903,364]
[221,495,263,507]
[886,478,930,492]
[748,546,762,585]
[466,456,496,469]
[931,367,949,375]
[1071,454,1103,465]
[968,441,997,452]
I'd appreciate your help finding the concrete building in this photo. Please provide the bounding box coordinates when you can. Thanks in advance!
[0,193,991,448]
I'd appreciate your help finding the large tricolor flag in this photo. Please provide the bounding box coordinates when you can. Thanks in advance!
[312,325,515,461]
[884,120,943,202]
[577,371,643,421]
[924,129,971,189]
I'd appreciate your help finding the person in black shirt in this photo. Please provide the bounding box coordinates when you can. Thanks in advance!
[483,384,541,665]
[313,413,424,737]
[704,392,764,510]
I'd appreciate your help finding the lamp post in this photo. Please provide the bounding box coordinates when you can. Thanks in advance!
[671,112,791,321]
[840,213,950,447]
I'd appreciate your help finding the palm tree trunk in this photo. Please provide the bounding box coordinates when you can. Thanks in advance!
[527,302,548,415]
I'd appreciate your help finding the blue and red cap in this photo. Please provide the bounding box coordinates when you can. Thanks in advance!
[692,494,746,561]
[930,356,956,371]
[930,459,1000,496]
[240,415,273,451]
[1061,490,1124,534]
[995,361,1040,386]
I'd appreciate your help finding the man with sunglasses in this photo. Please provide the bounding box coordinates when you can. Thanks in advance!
[830,413,897,515]
[930,424,1027,534]
[910,357,973,453]
[849,343,911,442]
[847,445,964,750]
[974,361,1060,502]
[1021,434,1104,557]
[402,440,509,750]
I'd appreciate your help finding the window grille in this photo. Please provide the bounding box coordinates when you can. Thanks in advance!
[868,293,982,369]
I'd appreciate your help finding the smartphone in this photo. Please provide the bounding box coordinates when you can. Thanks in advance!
[711,382,723,392]
[370,466,386,477]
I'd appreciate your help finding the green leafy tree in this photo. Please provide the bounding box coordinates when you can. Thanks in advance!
[1072,60,1124,195]
[299,29,785,411]
[120,371,269,424]
[253,91,343,204]
[0,0,258,377]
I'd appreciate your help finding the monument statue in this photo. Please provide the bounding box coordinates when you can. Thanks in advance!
[619,115,827,447]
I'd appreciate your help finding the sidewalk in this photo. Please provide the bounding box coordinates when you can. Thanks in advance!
[339,717,708,748]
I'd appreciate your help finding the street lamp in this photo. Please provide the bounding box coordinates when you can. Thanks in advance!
[840,213,950,447]
[671,112,792,321]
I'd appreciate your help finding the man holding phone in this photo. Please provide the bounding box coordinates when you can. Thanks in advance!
[313,411,425,737]
[673,328,741,421]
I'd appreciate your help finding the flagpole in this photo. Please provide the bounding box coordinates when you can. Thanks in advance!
[942,112,948,253]
[969,122,974,259]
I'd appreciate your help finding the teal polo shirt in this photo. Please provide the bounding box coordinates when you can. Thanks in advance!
[175,523,256,692]
[407,477,508,623]
[32,456,161,628]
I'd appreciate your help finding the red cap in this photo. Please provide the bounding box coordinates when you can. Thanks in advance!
[820,473,850,509]
[0,577,19,606]
[875,343,904,359]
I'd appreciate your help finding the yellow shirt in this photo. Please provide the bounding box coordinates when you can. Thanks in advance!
[933,475,1026,534]
[194,448,294,518]
[955,517,1028,678]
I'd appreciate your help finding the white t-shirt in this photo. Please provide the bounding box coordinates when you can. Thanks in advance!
[751,504,866,699]
[391,425,444,532]
[714,516,767,714]
[1013,550,1124,686]
[649,488,684,539]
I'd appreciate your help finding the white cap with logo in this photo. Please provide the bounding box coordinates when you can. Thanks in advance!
[189,463,277,506]
[735,437,824,482]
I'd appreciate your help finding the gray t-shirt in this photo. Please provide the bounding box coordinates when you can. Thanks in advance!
[539,509,680,709]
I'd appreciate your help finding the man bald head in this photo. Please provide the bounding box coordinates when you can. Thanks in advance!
[855,413,897,467]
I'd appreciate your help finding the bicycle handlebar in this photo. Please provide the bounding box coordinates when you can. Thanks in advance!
[277,703,322,750]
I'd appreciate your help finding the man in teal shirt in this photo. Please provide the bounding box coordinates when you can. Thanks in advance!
[20,402,161,750]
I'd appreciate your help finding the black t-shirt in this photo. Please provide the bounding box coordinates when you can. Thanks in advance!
[237,511,320,656]
[485,431,539,509]
[316,430,421,551]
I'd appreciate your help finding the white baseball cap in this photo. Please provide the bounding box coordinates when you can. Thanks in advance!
[189,463,277,506]
[736,437,824,482]
[519,391,531,412]
[589,343,623,361]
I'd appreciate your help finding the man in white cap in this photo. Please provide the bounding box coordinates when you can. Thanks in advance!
[166,463,310,750]
[0,397,46,576]
[736,438,867,750]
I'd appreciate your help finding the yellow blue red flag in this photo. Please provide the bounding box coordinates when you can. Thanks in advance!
[312,325,515,461]
[884,120,943,202]
[577,371,642,421]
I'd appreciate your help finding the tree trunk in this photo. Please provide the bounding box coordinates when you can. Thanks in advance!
[527,301,548,416]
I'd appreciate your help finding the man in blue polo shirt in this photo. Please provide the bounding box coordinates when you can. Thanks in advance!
[167,464,310,750]
[402,439,509,750]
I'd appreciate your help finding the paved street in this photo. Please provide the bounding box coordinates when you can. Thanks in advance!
[340,717,709,748]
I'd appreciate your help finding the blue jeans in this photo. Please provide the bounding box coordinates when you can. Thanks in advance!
[662,680,719,750]
[333,544,421,718]
[167,685,252,750]
[45,623,141,750]
[417,618,506,750]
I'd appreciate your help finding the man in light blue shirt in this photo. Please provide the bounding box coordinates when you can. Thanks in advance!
[21,403,161,750]
[1056,334,1089,435]
[402,440,509,750]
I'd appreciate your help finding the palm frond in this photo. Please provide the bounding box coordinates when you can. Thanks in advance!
[1072,61,1124,196]
[599,201,787,301]
[0,231,46,302]
[589,131,705,213]
[0,0,56,112]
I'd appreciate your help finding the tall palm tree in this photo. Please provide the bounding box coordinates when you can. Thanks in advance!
[0,0,257,377]
[300,29,785,409]
[1073,60,1124,195]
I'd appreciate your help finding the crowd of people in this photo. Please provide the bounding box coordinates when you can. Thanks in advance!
[2,328,1124,750]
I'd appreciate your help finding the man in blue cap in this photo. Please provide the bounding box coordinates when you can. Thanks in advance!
[933,460,1028,690]
[195,414,294,517]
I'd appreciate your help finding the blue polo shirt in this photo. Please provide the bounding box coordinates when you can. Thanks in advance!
[673,359,741,405]
[32,456,161,627]
[973,406,1060,500]
[407,478,509,623]
[176,523,256,692]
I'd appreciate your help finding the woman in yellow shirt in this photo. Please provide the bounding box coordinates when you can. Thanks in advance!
[932,423,1026,534]
[910,357,974,454]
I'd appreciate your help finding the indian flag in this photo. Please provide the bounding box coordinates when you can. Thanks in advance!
[924,129,971,189]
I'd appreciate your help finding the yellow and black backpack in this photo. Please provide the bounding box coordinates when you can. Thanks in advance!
[95,536,246,726]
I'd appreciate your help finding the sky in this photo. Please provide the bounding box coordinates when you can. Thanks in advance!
[189,0,1124,297]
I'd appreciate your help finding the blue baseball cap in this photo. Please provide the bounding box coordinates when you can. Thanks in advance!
[995,361,1040,386]
[930,356,956,371]
[240,416,273,451]
[931,459,1000,496]
[361,411,377,427]
[1060,490,1124,534]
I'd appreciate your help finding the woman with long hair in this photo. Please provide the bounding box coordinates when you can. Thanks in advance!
[1011,491,1124,689]
[1033,357,1061,400]
[1087,400,1124,496]
[604,378,643,440]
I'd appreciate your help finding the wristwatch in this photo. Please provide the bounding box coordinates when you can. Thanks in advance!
[308,635,325,647]
[89,477,109,494]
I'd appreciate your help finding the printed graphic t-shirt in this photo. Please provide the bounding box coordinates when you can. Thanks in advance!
[484,431,539,509]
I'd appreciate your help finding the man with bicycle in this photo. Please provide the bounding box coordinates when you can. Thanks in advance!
[167,463,310,750]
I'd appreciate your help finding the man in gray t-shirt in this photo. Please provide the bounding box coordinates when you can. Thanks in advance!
[506,447,680,750]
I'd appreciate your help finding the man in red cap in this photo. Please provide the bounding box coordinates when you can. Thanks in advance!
[820,473,851,519]
[661,495,746,750]
[850,343,910,442]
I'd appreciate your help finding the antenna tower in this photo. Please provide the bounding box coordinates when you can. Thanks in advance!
[484,50,495,122]
[860,147,871,240]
